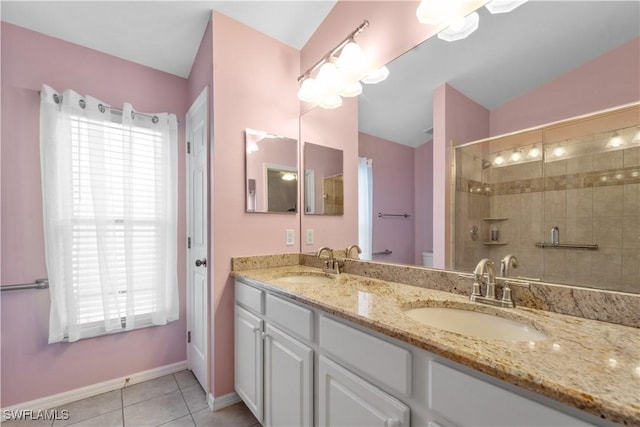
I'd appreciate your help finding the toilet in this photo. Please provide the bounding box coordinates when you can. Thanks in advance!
[422,252,433,267]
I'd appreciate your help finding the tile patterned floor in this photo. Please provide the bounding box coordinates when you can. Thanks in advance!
[3,371,260,427]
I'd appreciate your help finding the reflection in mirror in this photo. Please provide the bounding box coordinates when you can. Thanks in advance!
[350,1,639,293]
[455,105,639,294]
[245,128,298,213]
[304,143,344,215]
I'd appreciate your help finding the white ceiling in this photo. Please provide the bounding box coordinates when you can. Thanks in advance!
[359,1,640,147]
[0,1,337,78]
[1,1,638,148]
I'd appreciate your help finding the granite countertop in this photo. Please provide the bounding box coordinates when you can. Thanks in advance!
[232,265,640,426]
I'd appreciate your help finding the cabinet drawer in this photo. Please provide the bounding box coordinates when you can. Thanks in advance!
[430,361,594,426]
[319,316,411,396]
[235,281,264,314]
[265,294,313,342]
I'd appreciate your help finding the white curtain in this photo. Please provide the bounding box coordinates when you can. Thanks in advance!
[40,84,178,343]
[358,157,373,260]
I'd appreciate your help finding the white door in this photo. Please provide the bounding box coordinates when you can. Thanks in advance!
[186,87,209,390]
[264,324,313,427]
[234,305,264,423]
[318,355,410,427]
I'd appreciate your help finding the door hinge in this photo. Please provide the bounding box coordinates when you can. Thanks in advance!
[188,237,191,249]
[187,141,191,154]
[187,331,191,343]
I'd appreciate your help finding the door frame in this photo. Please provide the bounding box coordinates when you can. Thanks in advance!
[186,86,210,391]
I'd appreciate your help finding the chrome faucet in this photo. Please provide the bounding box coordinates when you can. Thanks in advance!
[317,247,340,274]
[472,258,496,300]
[346,244,362,259]
[470,258,515,308]
[500,254,518,277]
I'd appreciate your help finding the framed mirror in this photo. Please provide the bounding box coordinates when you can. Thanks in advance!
[245,128,298,213]
[304,143,344,215]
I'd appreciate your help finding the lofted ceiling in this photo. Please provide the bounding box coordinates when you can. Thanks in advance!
[2,1,638,148]
[0,1,337,78]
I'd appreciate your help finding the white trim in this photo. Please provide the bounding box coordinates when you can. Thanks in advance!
[1,361,187,418]
[207,392,241,411]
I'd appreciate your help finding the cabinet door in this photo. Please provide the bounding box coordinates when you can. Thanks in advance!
[318,355,410,427]
[264,324,313,427]
[234,304,264,423]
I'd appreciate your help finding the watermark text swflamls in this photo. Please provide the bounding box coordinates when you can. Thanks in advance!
[3,409,70,421]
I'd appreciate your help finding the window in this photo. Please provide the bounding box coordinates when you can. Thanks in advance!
[40,85,178,343]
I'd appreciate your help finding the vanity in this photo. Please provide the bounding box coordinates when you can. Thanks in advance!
[231,255,639,427]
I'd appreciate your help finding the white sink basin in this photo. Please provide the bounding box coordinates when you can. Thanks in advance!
[276,273,334,285]
[404,307,547,341]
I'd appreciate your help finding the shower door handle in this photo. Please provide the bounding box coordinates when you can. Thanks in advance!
[195,258,207,268]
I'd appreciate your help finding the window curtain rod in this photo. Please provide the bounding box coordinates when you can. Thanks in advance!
[38,90,177,124]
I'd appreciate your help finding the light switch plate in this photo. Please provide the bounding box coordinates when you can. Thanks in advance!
[285,229,295,246]
[306,229,314,245]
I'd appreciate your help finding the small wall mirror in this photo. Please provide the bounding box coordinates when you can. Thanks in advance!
[245,128,298,213]
[304,143,344,215]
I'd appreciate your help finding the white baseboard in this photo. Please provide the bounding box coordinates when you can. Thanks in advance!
[1,360,187,418]
[207,391,241,411]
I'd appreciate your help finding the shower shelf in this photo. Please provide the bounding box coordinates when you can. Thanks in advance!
[483,241,509,246]
[482,218,508,221]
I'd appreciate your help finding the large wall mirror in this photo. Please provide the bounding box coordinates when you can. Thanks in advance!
[300,1,639,294]
[245,128,298,213]
[304,143,344,215]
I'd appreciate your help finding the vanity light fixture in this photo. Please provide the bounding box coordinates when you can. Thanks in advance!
[552,144,566,157]
[437,12,480,42]
[297,20,388,109]
[606,131,624,148]
[416,0,464,25]
[510,148,522,162]
[485,0,528,14]
[493,152,505,166]
[527,144,540,158]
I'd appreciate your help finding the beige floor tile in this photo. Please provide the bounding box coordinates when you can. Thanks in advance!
[54,390,121,427]
[123,375,179,407]
[174,370,198,389]
[124,390,188,427]
[191,403,258,427]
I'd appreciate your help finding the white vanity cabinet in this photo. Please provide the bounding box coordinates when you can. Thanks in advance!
[234,278,603,427]
[318,355,410,427]
[234,304,264,423]
[234,280,313,427]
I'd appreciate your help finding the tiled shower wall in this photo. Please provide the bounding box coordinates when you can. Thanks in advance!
[455,117,639,294]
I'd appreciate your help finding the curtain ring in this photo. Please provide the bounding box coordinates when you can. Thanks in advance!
[79,99,86,109]
[98,104,106,113]
[152,116,159,124]
[53,94,61,104]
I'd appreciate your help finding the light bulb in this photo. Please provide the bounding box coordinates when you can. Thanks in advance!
[527,145,540,158]
[437,12,479,42]
[297,77,320,103]
[552,145,566,157]
[336,41,369,81]
[493,152,504,165]
[606,131,624,148]
[416,0,464,25]
[485,0,528,14]
[281,173,296,181]
[361,66,390,84]
[319,94,343,110]
[510,149,522,162]
[316,61,344,96]
[340,82,363,98]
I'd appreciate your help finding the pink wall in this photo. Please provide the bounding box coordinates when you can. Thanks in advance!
[491,37,640,136]
[299,101,359,252]
[359,133,415,265]
[432,84,490,268]
[414,141,433,265]
[0,22,189,406]
[186,18,213,393]
[210,12,301,398]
